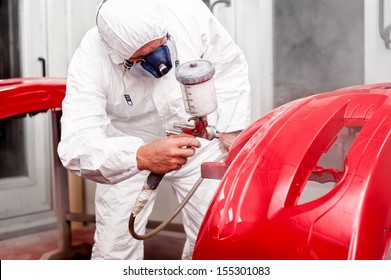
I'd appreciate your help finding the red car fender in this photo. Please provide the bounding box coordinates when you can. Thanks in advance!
[194,83,391,260]
[0,77,66,119]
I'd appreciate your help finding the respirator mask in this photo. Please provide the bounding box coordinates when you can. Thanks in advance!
[124,35,178,78]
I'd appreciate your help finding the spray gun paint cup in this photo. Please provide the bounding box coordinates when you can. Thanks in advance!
[175,60,217,117]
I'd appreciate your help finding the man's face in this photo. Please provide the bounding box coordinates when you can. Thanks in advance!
[128,36,168,63]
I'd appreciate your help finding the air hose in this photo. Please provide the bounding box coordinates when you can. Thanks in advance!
[128,153,227,240]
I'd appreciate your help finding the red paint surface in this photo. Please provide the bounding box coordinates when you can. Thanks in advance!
[194,83,391,260]
[0,77,66,119]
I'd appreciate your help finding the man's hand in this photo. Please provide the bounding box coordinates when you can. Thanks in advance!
[219,131,242,153]
[136,134,201,174]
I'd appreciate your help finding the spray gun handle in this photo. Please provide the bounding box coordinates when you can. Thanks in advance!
[146,172,165,190]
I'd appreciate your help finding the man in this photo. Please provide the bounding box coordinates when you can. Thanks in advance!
[58,0,250,259]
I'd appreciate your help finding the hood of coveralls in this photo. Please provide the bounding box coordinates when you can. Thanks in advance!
[96,0,168,65]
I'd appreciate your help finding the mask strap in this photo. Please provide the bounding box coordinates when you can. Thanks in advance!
[121,61,130,98]
[123,60,134,70]
[167,33,180,68]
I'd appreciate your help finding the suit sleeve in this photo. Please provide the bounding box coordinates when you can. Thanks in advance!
[58,29,144,184]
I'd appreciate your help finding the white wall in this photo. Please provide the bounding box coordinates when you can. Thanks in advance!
[365,0,391,83]
[235,0,274,120]
[212,0,273,121]
[19,0,48,77]
[46,0,100,77]
[20,0,100,78]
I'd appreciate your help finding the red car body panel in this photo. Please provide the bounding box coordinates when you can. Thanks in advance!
[0,77,65,119]
[194,83,391,260]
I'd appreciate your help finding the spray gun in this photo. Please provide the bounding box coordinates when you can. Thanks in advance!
[129,60,221,239]
[166,59,220,140]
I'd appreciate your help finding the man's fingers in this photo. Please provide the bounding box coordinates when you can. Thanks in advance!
[137,136,200,174]
[179,146,196,158]
[169,133,195,139]
[173,137,201,148]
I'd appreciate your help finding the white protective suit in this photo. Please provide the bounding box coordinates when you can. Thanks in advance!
[58,0,250,260]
